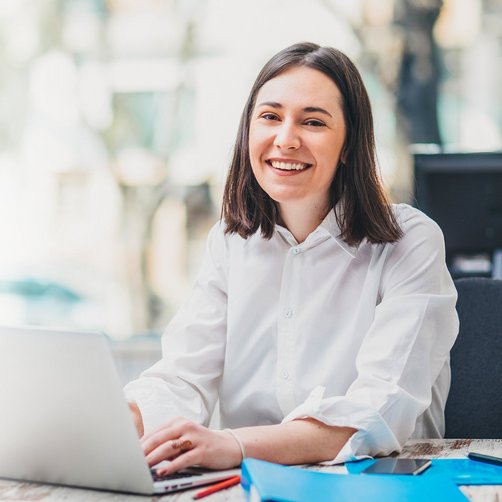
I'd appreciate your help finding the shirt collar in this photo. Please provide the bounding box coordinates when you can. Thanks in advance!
[275,208,360,259]
[318,209,360,259]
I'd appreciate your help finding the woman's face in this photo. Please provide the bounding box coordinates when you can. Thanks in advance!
[249,66,346,213]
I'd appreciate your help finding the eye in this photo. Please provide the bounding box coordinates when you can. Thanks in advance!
[304,119,326,127]
[259,112,280,121]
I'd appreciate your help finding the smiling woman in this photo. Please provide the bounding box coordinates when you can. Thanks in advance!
[124,42,459,477]
[222,43,403,247]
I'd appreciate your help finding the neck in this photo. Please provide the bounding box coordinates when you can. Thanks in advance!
[278,200,330,243]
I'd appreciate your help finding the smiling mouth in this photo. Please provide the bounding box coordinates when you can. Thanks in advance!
[267,160,312,171]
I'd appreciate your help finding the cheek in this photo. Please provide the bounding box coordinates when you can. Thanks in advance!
[321,139,344,168]
[248,128,257,161]
[248,132,261,179]
[249,125,270,158]
[248,144,259,176]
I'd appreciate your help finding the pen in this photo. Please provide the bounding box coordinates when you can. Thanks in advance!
[468,451,502,467]
[192,475,241,500]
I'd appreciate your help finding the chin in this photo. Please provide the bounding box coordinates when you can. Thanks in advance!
[265,191,306,205]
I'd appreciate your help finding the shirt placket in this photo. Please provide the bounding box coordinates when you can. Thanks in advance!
[275,244,302,415]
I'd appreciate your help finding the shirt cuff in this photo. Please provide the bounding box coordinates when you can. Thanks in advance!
[281,386,401,464]
[124,380,175,434]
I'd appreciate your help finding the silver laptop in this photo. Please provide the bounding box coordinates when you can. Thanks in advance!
[0,325,240,495]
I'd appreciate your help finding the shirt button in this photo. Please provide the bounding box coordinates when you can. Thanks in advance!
[292,247,301,255]
[284,309,293,318]
[281,369,290,380]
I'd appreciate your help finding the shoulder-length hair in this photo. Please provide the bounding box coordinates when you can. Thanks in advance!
[222,42,402,246]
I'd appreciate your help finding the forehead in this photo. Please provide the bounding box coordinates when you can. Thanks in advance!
[255,66,343,109]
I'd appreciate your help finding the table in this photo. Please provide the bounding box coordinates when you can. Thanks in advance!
[1,439,501,501]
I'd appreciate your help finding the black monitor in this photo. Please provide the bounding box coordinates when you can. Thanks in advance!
[413,151,502,279]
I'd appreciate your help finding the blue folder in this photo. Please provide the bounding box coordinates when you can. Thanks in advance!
[346,458,502,485]
[241,458,467,502]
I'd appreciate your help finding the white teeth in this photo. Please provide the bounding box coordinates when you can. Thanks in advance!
[270,161,308,171]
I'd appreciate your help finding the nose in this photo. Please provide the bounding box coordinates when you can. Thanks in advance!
[273,121,301,150]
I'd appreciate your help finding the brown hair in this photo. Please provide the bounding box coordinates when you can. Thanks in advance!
[222,42,402,245]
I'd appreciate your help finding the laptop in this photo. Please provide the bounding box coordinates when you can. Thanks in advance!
[0,325,240,495]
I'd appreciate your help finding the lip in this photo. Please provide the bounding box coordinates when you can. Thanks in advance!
[266,157,312,165]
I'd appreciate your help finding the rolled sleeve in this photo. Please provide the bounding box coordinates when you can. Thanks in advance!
[282,385,399,463]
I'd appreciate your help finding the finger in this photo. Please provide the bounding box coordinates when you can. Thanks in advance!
[141,423,186,456]
[141,416,186,443]
[170,438,193,453]
[127,402,144,438]
[156,449,201,476]
[145,436,194,467]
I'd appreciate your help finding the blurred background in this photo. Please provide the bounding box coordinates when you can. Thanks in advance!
[0,0,501,380]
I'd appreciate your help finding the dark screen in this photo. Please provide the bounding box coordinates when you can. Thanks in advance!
[414,152,502,256]
[362,458,431,475]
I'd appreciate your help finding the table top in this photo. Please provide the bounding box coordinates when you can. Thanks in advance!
[1,439,501,501]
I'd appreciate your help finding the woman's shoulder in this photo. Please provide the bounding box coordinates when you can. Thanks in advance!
[390,203,445,246]
[392,203,440,230]
[206,219,257,249]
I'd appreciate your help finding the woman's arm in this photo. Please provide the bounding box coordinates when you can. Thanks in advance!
[277,208,458,463]
[140,416,356,476]
[233,419,357,464]
[124,223,229,433]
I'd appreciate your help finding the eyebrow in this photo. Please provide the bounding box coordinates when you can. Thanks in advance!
[256,101,333,118]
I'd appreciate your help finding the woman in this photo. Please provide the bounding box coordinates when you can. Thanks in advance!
[125,42,458,476]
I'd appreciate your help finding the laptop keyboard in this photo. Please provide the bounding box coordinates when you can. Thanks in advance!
[151,469,203,482]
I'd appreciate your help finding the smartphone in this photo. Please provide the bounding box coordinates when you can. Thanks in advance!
[361,458,432,475]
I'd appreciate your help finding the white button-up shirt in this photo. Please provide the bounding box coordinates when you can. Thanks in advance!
[124,204,458,462]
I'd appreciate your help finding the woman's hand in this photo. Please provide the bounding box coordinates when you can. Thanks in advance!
[141,417,242,476]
